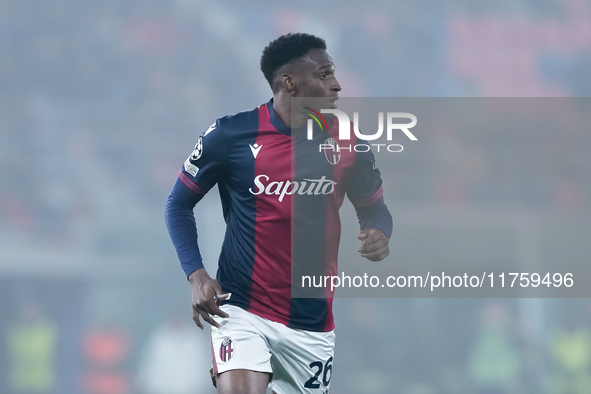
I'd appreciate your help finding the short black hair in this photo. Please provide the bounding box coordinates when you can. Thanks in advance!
[260,33,327,87]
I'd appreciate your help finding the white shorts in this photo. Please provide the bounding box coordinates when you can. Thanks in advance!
[210,304,335,394]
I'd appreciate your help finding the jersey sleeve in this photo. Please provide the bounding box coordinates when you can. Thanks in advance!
[178,120,227,196]
[164,119,227,278]
[346,146,393,238]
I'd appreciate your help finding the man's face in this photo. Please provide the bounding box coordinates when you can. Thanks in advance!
[292,49,341,108]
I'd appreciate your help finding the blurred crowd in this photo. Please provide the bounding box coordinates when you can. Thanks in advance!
[1,0,590,393]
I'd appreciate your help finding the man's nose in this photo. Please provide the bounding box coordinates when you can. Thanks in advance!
[332,77,342,92]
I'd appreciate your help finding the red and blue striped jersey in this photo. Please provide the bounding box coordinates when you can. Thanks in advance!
[165,99,391,332]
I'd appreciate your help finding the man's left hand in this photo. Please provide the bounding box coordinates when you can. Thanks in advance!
[357,229,390,261]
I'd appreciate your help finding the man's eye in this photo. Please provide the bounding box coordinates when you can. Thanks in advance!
[319,73,327,79]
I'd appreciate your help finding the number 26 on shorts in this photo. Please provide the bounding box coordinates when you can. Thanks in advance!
[304,356,333,390]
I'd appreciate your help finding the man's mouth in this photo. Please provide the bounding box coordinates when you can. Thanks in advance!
[327,96,339,107]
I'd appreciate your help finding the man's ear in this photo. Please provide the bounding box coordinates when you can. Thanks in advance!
[279,73,296,93]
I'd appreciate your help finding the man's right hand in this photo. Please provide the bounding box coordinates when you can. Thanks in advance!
[188,268,230,330]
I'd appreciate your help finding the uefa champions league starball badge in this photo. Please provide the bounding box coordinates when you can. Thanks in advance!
[189,136,203,163]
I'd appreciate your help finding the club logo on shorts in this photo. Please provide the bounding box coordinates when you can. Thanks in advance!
[219,337,234,362]
[323,138,341,165]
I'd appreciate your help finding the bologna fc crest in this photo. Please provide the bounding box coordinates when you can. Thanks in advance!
[189,137,203,163]
[219,337,234,362]
[324,138,341,165]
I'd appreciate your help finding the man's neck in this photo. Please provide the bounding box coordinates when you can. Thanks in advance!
[272,94,309,129]
[272,94,292,127]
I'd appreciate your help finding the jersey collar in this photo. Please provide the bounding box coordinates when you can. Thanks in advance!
[267,98,292,136]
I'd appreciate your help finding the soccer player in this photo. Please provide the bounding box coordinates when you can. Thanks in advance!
[165,33,392,394]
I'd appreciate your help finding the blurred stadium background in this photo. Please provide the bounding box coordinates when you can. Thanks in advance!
[1,0,590,393]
